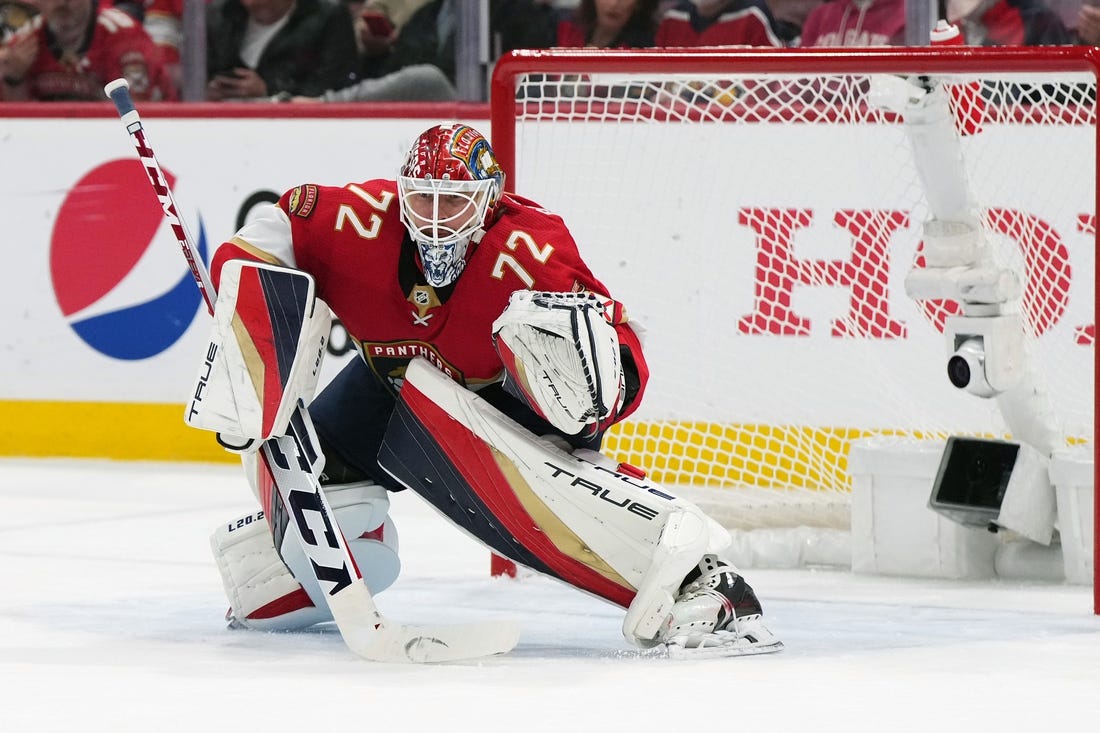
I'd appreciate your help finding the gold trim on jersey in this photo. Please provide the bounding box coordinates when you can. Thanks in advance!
[228,237,285,266]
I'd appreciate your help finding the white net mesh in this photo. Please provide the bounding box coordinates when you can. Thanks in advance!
[497,50,1096,532]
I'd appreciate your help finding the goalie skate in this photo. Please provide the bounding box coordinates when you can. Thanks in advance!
[661,555,784,660]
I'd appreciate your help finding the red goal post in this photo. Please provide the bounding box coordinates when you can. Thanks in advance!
[490,46,1099,612]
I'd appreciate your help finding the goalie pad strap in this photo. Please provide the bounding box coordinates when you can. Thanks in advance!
[186,260,330,443]
[621,508,712,647]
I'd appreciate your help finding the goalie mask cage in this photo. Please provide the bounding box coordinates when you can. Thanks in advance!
[490,47,1098,610]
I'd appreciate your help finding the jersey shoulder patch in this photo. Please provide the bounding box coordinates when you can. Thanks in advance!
[287,185,319,218]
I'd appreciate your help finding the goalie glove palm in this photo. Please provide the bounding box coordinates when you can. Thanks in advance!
[492,290,625,436]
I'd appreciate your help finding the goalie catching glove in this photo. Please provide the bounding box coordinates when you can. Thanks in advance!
[492,290,625,436]
[184,260,330,449]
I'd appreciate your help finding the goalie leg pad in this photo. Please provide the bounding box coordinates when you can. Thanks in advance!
[380,359,738,632]
[186,260,331,444]
[211,509,326,631]
[211,482,400,631]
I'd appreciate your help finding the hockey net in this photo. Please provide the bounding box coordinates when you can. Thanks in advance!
[490,47,1096,576]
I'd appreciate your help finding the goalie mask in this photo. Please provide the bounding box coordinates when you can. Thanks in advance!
[397,123,505,287]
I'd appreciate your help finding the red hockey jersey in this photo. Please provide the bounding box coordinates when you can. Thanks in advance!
[212,179,649,420]
[20,4,175,100]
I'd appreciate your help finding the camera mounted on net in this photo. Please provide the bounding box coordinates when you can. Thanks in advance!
[943,311,1023,398]
[902,219,1025,400]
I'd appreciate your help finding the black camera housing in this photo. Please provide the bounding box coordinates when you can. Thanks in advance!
[928,437,1019,531]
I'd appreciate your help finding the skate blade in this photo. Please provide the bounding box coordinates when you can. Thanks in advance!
[663,635,784,660]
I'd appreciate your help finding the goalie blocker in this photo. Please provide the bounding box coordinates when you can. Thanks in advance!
[185,260,330,451]
[378,358,783,657]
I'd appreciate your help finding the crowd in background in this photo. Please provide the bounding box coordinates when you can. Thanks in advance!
[0,0,1095,102]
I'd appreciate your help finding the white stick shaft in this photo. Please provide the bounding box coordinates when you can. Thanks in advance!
[103,78,217,313]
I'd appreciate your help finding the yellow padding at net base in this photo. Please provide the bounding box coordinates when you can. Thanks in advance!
[603,420,868,492]
[3,400,946,495]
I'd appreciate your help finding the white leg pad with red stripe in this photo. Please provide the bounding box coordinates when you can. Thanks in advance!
[383,358,735,649]
[210,482,400,631]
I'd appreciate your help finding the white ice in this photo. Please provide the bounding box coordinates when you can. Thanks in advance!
[1,458,1098,733]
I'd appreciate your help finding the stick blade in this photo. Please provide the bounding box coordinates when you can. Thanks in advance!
[328,581,520,663]
[362,620,521,663]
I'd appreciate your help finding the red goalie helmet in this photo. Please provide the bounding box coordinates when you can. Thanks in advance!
[398,123,505,287]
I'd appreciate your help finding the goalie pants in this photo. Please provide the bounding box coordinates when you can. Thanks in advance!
[309,357,607,492]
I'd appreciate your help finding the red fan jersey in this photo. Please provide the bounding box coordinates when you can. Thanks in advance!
[141,0,184,64]
[212,179,649,420]
[22,4,176,100]
[656,2,782,48]
[953,0,1072,46]
[800,0,907,47]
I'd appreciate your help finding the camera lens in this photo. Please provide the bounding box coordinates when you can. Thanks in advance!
[947,354,971,388]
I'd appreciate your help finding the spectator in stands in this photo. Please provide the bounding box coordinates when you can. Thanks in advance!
[110,0,143,21]
[0,0,176,101]
[550,0,659,101]
[0,0,36,46]
[799,0,906,46]
[362,0,556,85]
[282,0,452,102]
[1,0,36,42]
[557,0,660,47]
[205,0,359,100]
[1077,1,1100,44]
[140,0,183,87]
[286,62,456,101]
[946,0,1072,45]
[350,0,430,64]
[766,0,823,44]
[655,0,783,47]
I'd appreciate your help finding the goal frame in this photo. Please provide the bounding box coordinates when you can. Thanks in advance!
[490,46,1100,614]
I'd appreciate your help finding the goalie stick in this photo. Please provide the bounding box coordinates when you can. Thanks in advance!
[103,78,519,663]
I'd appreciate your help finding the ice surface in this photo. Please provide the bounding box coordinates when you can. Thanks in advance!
[1,458,1097,732]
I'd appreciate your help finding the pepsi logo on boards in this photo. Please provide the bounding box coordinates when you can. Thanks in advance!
[49,159,207,360]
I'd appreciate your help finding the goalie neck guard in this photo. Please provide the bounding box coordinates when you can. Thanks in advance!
[397,123,505,287]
